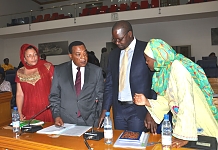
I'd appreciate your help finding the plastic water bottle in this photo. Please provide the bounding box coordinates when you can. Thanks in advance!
[104,111,113,144]
[161,114,172,150]
[12,107,20,136]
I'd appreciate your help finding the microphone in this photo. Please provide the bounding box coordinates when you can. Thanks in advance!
[21,104,52,133]
[83,98,104,141]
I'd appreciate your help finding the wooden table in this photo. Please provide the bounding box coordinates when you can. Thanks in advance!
[0,91,12,127]
[0,124,192,150]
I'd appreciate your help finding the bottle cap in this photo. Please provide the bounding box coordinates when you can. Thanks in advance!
[164,114,169,120]
[13,107,18,110]
[105,112,110,116]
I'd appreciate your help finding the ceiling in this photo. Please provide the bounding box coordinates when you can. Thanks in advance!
[31,0,71,5]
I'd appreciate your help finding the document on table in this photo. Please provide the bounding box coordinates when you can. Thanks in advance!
[36,123,91,136]
[113,132,150,149]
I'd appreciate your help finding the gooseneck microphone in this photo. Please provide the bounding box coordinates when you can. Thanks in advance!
[83,98,104,141]
[21,104,52,133]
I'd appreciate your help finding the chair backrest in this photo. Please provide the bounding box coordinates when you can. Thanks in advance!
[58,14,65,19]
[197,60,217,68]
[208,78,218,94]
[5,74,16,85]
[119,3,128,11]
[151,0,159,8]
[50,13,59,20]
[11,19,18,25]
[34,15,43,22]
[109,4,118,13]
[99,5,108,14]
[89,7,98,15]
[43,14,51,21]
[80,8,89,16]
[17,18,24,24]
[5,69,17,75]
[130,2,139,10]
[140,0,149,9]
[24,17,30,24]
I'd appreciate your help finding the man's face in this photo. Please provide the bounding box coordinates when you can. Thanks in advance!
[4,59,9,65]
[112,28,132,50]
[69,45,88,67]
[144,54,155,71]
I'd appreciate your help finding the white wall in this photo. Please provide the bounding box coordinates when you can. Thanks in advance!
[2,17,218,67]
[0,0,39,16]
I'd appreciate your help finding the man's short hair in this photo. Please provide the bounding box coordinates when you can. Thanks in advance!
[68,41,85,54]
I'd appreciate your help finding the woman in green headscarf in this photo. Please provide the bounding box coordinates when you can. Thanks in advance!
[133,39,218,148]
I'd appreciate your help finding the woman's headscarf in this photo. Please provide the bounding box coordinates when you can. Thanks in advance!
[20,44,44,69]
[144,39,218,121]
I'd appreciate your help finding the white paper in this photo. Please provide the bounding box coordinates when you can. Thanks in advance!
[113,132,149,149]
[36,123,91,136]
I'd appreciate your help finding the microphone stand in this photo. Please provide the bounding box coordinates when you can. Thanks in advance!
[83,98,104,141]
[21,104,52,133]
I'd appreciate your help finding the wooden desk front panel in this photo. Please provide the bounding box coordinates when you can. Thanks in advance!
[0,127,192,150]
[0,92,12,127]
[0,127,161,150]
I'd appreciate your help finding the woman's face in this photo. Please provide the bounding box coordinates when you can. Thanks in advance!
[24,48,38,66]
[144,54,155,71]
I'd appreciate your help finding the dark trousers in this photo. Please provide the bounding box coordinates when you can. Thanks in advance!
[114,103,145,132]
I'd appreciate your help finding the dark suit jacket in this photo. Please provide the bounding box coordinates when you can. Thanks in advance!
[103,39,156,121]
[49,61,104,126]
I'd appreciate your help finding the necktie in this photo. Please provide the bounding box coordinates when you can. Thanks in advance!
[75,67,81,117]
[119,47,130,92]
[75,67,81,96]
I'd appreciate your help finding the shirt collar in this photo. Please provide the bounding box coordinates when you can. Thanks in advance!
[127,37,136,50]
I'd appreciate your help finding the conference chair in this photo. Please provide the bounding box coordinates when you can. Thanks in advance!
[89,7,98,15]
[109,4,118,13]
[151,0,159,8]
[43,14,51,21]
[130,2,140,10]
[140,0,149,9]
[32,15,43,23]
[119,3,129,11]
[49,13,59,20]
[99,6,109,14]
[80,8,89,16]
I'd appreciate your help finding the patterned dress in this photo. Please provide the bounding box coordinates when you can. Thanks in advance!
[146,60,218,141]
[16,62,54,122]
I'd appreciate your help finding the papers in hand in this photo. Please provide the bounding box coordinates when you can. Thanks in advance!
[113,131,149,149]
[36,123,91,136]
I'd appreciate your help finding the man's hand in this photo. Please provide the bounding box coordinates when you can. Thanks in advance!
[144,112,157,134]
[172,137,188,148]
[97,109,107,129]
[55,117,64,126]
[213,98,218,108]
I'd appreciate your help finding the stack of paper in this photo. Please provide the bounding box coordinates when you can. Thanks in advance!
[36,123,91,136]
[113,131,149,149]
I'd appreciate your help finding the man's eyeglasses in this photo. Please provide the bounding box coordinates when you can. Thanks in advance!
[112,31,129,43]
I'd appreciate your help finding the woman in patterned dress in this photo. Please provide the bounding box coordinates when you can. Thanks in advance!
[16,44,54,122]
[134,39,218,148]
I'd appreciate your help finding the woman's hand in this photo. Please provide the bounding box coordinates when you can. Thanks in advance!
[172,137,188,148]
[133,93,149,106]
[213,98,218,108]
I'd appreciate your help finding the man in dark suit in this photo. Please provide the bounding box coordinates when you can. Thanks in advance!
[49,41,104,127]
[98,21,157,133]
